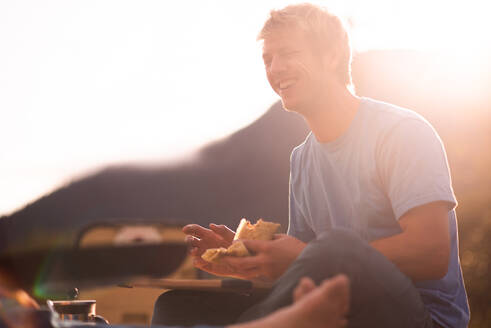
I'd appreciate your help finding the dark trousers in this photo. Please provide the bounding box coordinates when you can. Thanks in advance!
[151,229,435,328]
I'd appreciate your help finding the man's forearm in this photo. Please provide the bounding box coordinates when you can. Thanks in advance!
[369,202,451,281]
[370,229,449,281]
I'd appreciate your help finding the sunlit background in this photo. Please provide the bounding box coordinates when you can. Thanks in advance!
[2,1,491,327]
[1,0,490,215]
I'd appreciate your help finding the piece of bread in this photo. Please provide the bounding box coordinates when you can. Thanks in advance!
[201,247,228,263]
[226,240,251,257]
[201,218,280,263]
[234,218,281,241]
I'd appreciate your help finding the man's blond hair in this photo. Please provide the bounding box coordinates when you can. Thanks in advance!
[258,3,353,88]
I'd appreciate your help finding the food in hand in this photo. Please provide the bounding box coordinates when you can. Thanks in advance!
[201,247,229,263]
[234,218,282,241]
[201,218,280,263]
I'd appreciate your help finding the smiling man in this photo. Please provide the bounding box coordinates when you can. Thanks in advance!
[153,4,469,328]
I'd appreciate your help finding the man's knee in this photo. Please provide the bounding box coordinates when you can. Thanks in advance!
[294,230,427,327]
[153,290,173,310]
[298,229,369,268]
[153,289,189,311]
[316,228,366,251]
[152,290,203,325]
[152,290,181,325]
[152,290,261,326]
[293,228,411,290]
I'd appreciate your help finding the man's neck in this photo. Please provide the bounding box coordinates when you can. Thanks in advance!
[302,86,360,143]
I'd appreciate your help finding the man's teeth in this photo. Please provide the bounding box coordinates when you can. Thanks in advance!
[279,80,296,89]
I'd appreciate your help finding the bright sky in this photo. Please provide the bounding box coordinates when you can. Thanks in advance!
[1,0,490,216]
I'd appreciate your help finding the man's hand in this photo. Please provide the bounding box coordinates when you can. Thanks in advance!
[183,223,235,257]
[191,253,248,279]
[183,223,243,277]
[222,234,307,281]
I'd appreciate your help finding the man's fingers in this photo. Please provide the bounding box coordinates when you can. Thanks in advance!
[193,257,240,278]
[183,223,234,251]
[220,256,262,279]
[239,268,263,280]
[184,235,202,248]
[184,224,228,242]
[240,239,270,253]
[222,255,262,271]
[184,235,206,256]
[184,234,198,244]
[189,247,200,256]
[182,224,211,238]
[209,224,235,241]
[193,257,212,271]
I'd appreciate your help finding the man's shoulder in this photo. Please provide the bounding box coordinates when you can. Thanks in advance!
[289,133,317,176]
[362,97,428,126]
[291,132,313,157]
[361,97,438,141]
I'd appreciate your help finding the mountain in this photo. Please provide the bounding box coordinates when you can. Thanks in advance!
[0,101,309,251]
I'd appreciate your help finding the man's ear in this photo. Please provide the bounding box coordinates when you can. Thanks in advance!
[321,47,340,72]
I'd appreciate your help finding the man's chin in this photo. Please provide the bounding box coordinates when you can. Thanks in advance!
[281,100,300,114]
[280,99,293,111]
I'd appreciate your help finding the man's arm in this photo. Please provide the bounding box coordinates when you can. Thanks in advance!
[370,201,451,281]
[229,201,451,282]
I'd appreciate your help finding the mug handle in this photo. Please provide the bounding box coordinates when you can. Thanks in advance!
[89,314,110,325]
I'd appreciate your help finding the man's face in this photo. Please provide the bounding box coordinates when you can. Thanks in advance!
[262,28,329,113]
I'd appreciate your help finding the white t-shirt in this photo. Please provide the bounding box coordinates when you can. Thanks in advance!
[288,97,469,327]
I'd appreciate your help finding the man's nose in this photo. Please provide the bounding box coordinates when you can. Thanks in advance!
[269,56,287,75]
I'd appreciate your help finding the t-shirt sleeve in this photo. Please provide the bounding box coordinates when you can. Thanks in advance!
[287,149,316,243]
[378,118,457,220]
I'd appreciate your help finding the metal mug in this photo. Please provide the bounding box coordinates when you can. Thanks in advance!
[47,299,109,324]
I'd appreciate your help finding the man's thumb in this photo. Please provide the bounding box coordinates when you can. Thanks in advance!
[273,233,288,240]
[240,239,268,253]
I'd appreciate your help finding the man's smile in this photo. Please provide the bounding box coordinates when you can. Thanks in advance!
[279,79,297,90]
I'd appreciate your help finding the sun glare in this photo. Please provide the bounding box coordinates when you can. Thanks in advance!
[1,0,490,216]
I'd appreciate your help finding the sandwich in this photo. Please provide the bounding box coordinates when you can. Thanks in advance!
[201,218,281,263]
